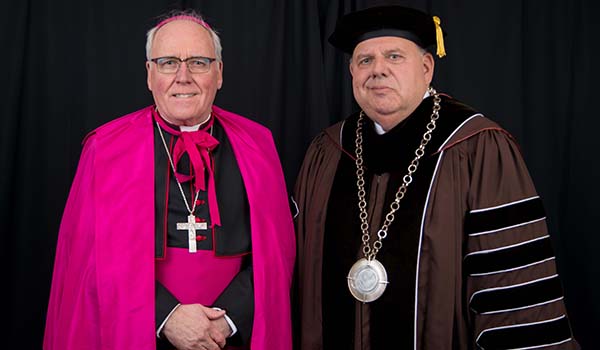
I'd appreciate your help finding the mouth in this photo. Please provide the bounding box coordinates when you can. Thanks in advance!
[368,86,390,91]
[368,87,392,96]
[171,93,198,98]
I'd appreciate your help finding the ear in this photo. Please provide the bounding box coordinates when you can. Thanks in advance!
[216,61,224,90]
[349,59,355,78]
[146,61,153,91]
[422,52,435,85]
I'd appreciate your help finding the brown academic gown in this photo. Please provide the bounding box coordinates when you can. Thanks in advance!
[294,95,579,350]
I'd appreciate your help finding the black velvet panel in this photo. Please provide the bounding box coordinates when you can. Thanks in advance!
[465,197,545,235]
[477,316,572,350]
[470,275,563,314]
[362,96,479,174]
[464,236,554,276]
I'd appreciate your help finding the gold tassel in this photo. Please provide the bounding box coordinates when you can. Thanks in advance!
[433,16,446,58]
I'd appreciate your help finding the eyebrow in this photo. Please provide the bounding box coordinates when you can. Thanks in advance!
[355,48,406,58]
[159,55,207,59]
[354,53,374,60]
[381,48,406,55]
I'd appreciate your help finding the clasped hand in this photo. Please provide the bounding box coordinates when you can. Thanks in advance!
[163,303,232,350]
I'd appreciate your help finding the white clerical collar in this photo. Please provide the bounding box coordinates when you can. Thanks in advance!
[179,113,212,132]
[373,122,387,135]
[373,90,431,135]
[180,124,201,132]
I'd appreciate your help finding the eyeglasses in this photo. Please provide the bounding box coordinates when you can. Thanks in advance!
[149,56,217,74]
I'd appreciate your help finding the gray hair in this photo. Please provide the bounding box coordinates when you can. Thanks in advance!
[145,10,223,61]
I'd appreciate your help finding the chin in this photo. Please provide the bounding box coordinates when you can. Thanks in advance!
[371,106,400,116]
[171,107,199,117]
[160,112,193,125]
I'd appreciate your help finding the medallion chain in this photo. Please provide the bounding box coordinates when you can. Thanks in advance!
[355,88,441,260]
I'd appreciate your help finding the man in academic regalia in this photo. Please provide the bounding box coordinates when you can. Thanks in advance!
[294,6,579,350]
[44,10,295,350]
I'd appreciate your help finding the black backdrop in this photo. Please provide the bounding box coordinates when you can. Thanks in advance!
[2,0,598,348]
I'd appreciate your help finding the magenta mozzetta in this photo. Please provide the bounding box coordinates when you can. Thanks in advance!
[44,105,295,349]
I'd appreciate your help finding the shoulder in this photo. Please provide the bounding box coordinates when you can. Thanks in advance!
[212,105,285,160]
[438,112,527,175]
[295,120,346,193]
[301,120,346,157]
[212,105,271,136]
[320,120,345,144]
[437,96,513,153]
[323,120,345,141]
[82,106,154,145]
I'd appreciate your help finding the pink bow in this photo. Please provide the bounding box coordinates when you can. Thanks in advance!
[153,109,222,227]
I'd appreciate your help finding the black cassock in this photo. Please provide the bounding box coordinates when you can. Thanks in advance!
[154,119,253,349]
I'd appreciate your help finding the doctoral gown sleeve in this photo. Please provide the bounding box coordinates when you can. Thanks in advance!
[293,128,342,350]
[463,130,579,349]
[44,137,102,350]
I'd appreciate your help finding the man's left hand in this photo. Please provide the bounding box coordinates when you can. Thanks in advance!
[211,316,232,339]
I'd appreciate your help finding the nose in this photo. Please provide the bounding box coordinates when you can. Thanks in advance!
[175,62,192,82]
[370,57,388,78]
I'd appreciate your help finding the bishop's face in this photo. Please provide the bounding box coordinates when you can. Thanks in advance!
[146,20,223,126]
[350,36,434,131]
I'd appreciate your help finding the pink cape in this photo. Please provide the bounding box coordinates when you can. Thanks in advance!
[43,105,295,349]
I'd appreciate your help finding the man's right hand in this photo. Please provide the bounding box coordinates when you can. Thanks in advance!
[162,304,227,350]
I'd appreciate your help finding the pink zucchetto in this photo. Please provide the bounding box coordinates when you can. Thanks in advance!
[155,15,212,30]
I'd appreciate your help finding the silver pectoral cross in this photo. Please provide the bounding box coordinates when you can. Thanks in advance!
[176,214,208,253]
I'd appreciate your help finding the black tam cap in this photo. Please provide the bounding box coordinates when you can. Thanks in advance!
[328,5,446,57]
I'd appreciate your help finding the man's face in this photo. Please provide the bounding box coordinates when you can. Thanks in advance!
[350,36,434,131]
[146,20,223,126]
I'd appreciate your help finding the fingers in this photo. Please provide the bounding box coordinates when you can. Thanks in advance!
[162,304,229,350]
[202,339,222,350]
[210,327,227,348]
[206,309,228,348]
[204,307,226,320]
